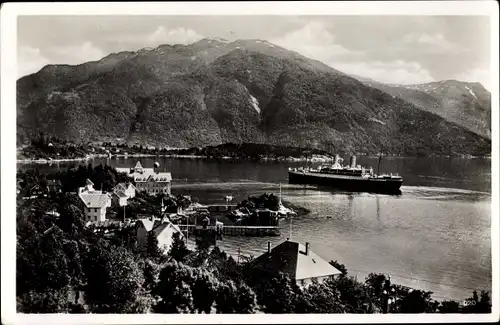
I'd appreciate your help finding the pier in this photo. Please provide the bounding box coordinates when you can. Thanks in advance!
[206,204,238,213]
[177,224,280,237]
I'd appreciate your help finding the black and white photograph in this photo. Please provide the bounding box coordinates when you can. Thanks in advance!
[1,1,498,323]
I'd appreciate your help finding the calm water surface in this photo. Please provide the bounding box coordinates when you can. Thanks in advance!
[18,156,492,301]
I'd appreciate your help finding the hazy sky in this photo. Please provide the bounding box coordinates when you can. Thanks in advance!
[17,15,491,89]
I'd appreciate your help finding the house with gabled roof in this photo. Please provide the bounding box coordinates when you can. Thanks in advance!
[116,161,172,195]
[78,179,112,222]
[29,184,47,198]
[113,182,136,199]
[135,216,184,254]
[248,240,342,287]
[112,190,129,207]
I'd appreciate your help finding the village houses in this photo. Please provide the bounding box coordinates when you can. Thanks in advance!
[77,179,112,222]
[116,161,172,195]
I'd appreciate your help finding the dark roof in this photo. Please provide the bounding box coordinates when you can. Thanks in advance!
[250,240,342,281]
[113,190,128,198]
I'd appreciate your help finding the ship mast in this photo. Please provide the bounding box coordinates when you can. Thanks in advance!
[279,182,282,205]
[377,153,383,176]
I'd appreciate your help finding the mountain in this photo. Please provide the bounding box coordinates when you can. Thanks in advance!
[353,76,491,139]
[16,38,491,156]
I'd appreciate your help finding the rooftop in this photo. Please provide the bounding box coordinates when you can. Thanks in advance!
[113,190,128,198]
[113,182,136,191]
[79,192,111,208]
[133,170,172,183]
[136,217,184,238]
[251,240,342,281]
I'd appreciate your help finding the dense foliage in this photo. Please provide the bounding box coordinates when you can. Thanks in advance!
[17,39,491,157]
[19,133,98,160]
[166,142,333,160]
[17,164,130,196]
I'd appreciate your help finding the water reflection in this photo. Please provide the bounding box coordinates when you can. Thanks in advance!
[348,193,355,220]
[376,195,381,224]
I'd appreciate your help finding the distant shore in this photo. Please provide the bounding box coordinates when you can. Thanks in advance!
[17,152,490,165]
[17,153,336,164]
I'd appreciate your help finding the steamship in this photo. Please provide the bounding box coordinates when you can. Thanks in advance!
[288,155,403,195]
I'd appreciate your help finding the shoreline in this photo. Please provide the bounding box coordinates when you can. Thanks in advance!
[17,153,491,165]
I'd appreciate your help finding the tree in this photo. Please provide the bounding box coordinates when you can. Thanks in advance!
[142,259,160,291]
[329,260,348,276]
[168,232,191,262]
[398,289,436,313]
[153,261,196,313]
[302,279,345,313]
[144,231,164,263]
[326,275,374,313]
[17,287,75,313]
[57,199,86,235]
[462,290,492,314]
[83,241,145,313]
[250,272,305,313]
[439,300,461,313]
[191,269,219,313]
[16,218,77,313]
[206,246,243,282]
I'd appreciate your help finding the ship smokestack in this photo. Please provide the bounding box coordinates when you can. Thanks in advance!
[305,242,310,256]
[334,154,340,165]
[350,155,357,168]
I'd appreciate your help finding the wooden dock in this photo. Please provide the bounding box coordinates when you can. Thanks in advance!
[177,224,280,237]
[206,204,238,213]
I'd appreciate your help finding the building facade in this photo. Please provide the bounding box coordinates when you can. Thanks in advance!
[134,178,171,195]
[112,191,128,207]
[116,161,172,195]
[113,182,136,199]
[78,179,112,222]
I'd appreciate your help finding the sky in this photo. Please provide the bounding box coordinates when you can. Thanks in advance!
[17,15,492,89]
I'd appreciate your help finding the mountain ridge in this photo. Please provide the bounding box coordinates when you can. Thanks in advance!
[350,75,491,138]
[17,38,491,156]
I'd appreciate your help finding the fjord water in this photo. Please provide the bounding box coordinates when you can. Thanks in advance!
[19,156,491,301]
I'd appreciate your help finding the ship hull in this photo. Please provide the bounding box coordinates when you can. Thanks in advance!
[288,170,403,195]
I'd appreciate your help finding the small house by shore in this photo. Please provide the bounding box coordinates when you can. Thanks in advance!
[248,240,342,287]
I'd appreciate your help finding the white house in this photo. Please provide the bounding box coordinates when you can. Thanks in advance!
[135,216,184,254]
[116,161,172,195]
[113,182,136,199]
[112,191,129,207]
[78,179,112,222]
